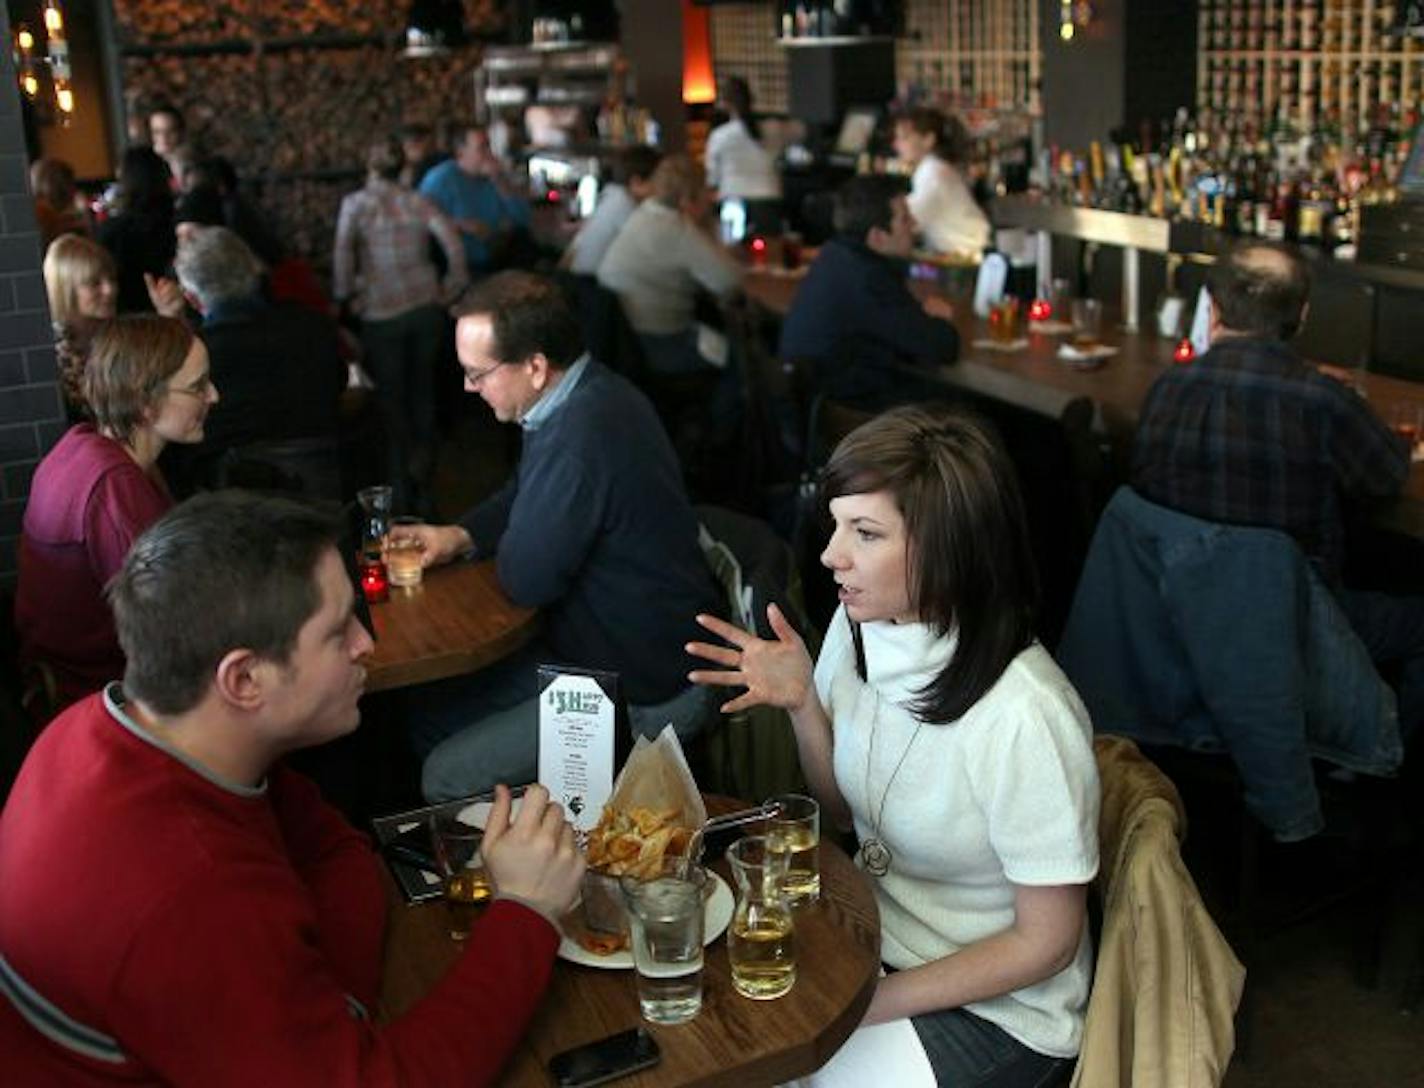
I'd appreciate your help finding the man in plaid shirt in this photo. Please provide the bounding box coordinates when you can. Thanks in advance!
[333,138,467,510]
[1132,240,1422,739]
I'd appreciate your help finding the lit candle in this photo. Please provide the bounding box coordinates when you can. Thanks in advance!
[1029,298,1053,322]
[360,557,389,603]
[1174,338,1195,364]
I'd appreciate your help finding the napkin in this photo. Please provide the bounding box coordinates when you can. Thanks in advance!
[1057,342,1119,368]
[971,337,1030,353]
[784,1018,936,1088]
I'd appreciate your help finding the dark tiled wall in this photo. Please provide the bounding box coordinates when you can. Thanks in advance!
[0,6,65,584]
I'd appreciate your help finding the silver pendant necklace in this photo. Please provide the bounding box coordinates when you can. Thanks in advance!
[858,691,924,878]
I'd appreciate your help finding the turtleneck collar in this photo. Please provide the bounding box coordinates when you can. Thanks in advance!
[858,618,957,710]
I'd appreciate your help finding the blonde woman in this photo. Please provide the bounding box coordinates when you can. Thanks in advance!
[16,315,218,712]
[43,233,118,418]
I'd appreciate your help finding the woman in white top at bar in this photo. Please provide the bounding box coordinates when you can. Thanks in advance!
[705,76,783,235]
[893,107,992,260]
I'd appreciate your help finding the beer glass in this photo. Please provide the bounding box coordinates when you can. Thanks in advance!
[621,861,707,1024]
[386,515,425,589]
[989,296,1022,343]
[429,808,493,940]
[726,836,796,1000]
[764,793,820,905]
[1071,298,1104,346]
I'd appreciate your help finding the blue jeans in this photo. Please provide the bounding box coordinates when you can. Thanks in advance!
[1339,588,1424,745]
[410,641,721,802]
[910,1007,1073,1088]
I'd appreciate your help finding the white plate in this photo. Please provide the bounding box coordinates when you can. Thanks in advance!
[558,871,735,969]
[458,797,523,829]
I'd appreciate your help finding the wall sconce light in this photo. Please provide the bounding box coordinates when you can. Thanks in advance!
[12,2,74,122]
[14,24,38,98]
[1059,0,1093,42]
[45,0,74,124]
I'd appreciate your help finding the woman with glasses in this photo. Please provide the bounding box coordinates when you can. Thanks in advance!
[16,315,219,713]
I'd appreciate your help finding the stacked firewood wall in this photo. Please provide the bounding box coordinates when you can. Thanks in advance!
[114,0,504,271]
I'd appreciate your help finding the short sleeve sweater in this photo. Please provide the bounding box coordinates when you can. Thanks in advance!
[815,607,1101,1058]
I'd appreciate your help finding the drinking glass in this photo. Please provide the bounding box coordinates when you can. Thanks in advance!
[621,860,707,1024]
[356,485,393,556]
[429,807,493,940]
[1071,299,1104,345]
[1050,277,1074,318]
[989,296,1022,343]
[781,231,804,272]
[386,515,425,589]
[764,793,819,905]
[1389,402,1422,453]
[726,835,797,1000]
[356,485,393,599]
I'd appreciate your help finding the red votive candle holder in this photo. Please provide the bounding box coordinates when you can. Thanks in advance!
[360,557,389,603]
[749,235,767,267]
[1173,338,1196,364]
[1029,298,1053,322]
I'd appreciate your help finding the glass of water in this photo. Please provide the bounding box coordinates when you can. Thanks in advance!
[620,860,707,1024]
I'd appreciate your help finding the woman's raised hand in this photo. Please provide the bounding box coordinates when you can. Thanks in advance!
[687,603,814,714]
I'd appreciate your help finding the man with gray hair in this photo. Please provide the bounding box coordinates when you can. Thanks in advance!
[170,226,347,495]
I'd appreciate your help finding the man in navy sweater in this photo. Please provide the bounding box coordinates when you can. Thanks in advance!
[398,272,723,800]
[779,175,960,409]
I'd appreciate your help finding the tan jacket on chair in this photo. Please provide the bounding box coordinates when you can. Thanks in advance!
[1072,736,1245,1088]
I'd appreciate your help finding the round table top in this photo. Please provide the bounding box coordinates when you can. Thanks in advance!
[364,560,539,694]
[378,796,882,1086]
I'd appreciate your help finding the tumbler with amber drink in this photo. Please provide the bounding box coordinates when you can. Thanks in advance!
[988,296,1022,344]
[430,808,493,940]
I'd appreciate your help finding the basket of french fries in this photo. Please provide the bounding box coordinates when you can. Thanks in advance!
[576,727,707,953]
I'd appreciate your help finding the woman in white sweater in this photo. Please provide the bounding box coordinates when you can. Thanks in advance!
[893,108,992,259]
[688,405,1100,1086]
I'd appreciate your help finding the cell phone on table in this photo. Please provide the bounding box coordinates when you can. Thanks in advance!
[548,1027,661,1087]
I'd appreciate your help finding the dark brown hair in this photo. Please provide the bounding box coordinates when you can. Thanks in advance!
[833,175,909,240]
[894,107,970,166]
[111,491,341,715]
[1207,241,1311,340]
[84,314,195,444]
[453,271,584,370]
[367,136,405,181]
[611,145,662,187]
[30,158,76,209]
[822,403,1038,724]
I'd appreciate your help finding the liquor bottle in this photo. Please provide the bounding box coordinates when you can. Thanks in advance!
[1296,170,1330,245]
[1234,154,1257,235]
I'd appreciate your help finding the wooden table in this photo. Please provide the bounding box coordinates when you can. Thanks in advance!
[364,561,539,694]
[744,266,1424,537]
[378,799,882,1086]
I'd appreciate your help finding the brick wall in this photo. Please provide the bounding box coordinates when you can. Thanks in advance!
[0,6,65,586]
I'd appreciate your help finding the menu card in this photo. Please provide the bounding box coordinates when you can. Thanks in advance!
[537,665,617,832]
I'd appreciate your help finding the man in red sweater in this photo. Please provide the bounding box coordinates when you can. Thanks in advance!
[0,491,585,1086]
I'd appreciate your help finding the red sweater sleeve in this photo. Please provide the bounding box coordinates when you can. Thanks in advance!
[111,873,559,1088]
[83,463,172,585]
[270,768,389,1010]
